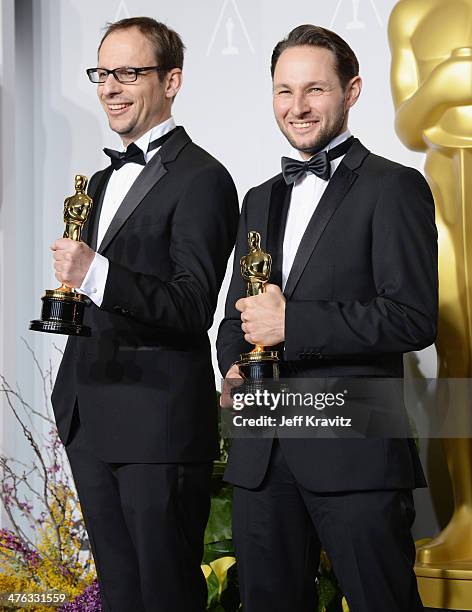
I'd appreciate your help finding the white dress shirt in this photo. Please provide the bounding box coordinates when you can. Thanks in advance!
[282,130,352,289]
[79,116,176,306]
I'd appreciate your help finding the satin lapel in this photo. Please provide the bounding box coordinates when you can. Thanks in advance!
[266,177,292,287]
[97,152,167,255]
[283,161,358,299]
[246,179,277,254]
[82,167,113,248]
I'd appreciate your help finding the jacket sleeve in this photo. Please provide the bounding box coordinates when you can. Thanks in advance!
[99,163,239,334]
[217,191,254,376]
[284,166,438,360]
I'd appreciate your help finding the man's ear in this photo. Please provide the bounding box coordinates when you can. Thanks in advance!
[345,75,362,110]
[165,68,183,100]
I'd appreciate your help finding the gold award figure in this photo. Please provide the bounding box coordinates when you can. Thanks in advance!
[389,0,472,606]
[237,231,279,379]
[63,175,93,242]
[30,175,93,336]
[240,230,272,297]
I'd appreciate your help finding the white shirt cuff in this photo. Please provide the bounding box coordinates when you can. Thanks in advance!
[78,252,109,307]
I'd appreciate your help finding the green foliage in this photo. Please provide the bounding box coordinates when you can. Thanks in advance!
[204,485,233,560]
[206,569,222,610]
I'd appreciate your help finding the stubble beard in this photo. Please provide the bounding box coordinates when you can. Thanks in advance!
[283,102,347,157]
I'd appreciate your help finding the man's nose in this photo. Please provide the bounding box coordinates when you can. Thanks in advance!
[102,72,123,96]
[291,93,310,116]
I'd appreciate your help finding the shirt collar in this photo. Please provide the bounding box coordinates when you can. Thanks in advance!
[121,116,176,153]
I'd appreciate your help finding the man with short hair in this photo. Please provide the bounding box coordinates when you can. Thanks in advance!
[51,17,239,612]
[218,24,436,611]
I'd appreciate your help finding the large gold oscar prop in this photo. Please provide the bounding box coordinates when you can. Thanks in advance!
[389,1,472,608]
[236,231,279,380]
[30,175,93,336]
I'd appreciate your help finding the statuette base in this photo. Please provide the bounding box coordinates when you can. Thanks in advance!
[29,289,90,337]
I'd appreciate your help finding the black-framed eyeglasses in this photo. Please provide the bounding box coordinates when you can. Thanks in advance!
[86,66,168,84]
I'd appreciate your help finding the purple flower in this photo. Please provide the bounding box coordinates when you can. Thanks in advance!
[18,501,33,514]
[0,528,40,567]
[46,463,61,474]
[59,580,102,611]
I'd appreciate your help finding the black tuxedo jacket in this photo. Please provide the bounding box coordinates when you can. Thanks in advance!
[217,139,437,491]
[52,127,239,463]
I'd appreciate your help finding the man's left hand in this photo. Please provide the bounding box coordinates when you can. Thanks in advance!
[51,238,95,288]
[235,284,285,346]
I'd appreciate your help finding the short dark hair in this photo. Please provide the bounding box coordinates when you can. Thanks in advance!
[271,24,359,89]
[98,17,185,82]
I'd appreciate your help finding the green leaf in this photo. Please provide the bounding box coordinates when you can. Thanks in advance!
[205,486,233,545]
[203,540,234,564]
[317,575,337,610]
[207,569,221,608]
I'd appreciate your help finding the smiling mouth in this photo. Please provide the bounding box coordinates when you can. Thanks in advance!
[290,120,319,130]
[107,103,132,115]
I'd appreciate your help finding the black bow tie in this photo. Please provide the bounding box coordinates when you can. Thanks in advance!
[281,136,355,185]
[103,127,177,171]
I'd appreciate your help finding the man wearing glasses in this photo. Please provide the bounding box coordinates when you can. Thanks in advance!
[50,17,238,612]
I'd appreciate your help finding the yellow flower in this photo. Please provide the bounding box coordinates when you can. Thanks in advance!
[201,556,236,596]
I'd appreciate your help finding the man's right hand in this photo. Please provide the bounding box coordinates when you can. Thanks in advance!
[220,364,244,408]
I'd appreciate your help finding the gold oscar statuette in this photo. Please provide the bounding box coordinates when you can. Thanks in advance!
[236,231,279,380]
[389,1,472,607]
[30,174,93,336]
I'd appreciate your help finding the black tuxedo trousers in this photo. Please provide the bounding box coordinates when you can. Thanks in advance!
[232,439,423,612]
[66,410,212,612]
